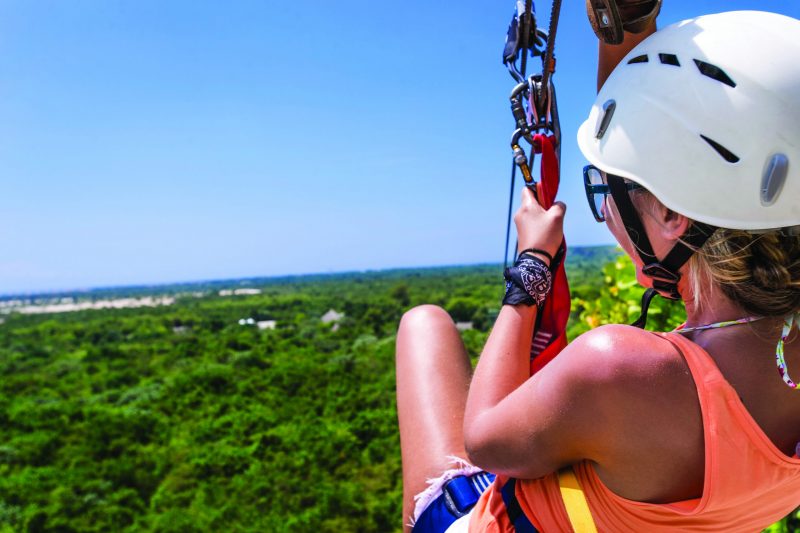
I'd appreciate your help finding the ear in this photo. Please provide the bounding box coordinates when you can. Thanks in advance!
[656,204,691,241]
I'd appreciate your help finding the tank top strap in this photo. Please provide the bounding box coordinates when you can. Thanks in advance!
[655,331,728,392]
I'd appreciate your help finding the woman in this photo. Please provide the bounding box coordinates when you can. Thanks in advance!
[396,8,800,533]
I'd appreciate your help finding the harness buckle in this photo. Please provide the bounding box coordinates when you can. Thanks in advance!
[442,472,496,517]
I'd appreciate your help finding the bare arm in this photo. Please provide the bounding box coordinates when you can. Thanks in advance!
[465,304,537,415]
[598,21,657,90]
[464,189,582,477]
[463,189,562,430]
[463,326,617,478]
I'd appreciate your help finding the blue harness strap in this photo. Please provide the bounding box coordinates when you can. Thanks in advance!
[446,472,495,514]
[412,472,496,532]
[499,478,539,532]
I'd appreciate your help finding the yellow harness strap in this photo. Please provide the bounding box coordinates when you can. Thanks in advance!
[558,467,598,533]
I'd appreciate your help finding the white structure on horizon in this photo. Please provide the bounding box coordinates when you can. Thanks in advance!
[220,288,262,297]
[321,309,344,324]
[257,320,277,330]
[4,296,176,315]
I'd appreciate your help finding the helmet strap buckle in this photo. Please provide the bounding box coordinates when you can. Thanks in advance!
[641,263,681,299]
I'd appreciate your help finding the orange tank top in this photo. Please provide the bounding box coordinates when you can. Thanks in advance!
[469,332,800,532]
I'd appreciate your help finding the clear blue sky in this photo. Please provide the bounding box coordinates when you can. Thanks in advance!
[2,1,798,294]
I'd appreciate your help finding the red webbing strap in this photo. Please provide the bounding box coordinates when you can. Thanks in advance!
[529,134,570,375]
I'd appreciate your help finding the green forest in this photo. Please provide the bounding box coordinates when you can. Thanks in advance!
[0,246,796,532]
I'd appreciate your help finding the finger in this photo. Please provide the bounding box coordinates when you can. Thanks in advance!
[549,201,567,219]
[520,186,544,211]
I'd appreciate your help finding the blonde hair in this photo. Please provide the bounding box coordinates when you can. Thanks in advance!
[690,229,800,317]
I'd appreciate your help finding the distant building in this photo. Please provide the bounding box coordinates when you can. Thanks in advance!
[321,309,344,324]
[257,320,277,330]
[455,322,473,331]
[234,288,261,296]
[219,288,262,297]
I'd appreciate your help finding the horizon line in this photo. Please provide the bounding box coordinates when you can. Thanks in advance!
[0,244,620,300]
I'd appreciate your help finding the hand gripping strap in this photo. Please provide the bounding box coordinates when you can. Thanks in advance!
[529,134,570,374]
[558,468,598,533]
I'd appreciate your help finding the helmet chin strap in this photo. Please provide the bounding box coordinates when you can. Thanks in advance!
[606,175,717,328]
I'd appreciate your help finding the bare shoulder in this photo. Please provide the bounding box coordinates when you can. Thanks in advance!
[559,326,706,501]
[463,325,696,479]
[535,324,697,446]
[554,324,691,392]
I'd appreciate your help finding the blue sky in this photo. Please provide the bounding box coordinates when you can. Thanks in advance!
[2,1,798,294]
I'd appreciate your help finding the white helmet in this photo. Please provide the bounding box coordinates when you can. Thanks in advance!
[577,10,800,231]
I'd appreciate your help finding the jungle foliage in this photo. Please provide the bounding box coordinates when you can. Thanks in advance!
[0,247,795,532]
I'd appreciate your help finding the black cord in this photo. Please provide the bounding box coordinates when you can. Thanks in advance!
[503,160,518,269]
[631,288,658,329]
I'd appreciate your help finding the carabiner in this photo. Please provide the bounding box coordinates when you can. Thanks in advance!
[510,129,536,189]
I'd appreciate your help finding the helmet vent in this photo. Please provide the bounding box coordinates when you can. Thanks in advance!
[659,53,680,67]
[693,59,736,88]
[761,154,789,206]
[595,100,617,139]
[628,55,649,64]
[700,135,740,163]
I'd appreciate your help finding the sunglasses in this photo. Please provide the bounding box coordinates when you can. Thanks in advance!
[583,165,643,222]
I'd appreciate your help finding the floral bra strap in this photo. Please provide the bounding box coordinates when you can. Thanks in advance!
[776,312,800,389]
[676,312,800,389]
[676,316,763,333]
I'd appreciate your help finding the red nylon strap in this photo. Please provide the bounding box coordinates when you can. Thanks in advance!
[529,134,570,375]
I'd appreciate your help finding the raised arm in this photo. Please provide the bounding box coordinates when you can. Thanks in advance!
[594,0,661,90]
[597,26,655,90]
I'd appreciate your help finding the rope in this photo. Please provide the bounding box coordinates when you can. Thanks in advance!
[539,0,562,105]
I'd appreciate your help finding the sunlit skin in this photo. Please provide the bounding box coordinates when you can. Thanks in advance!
[395,24,800,532]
